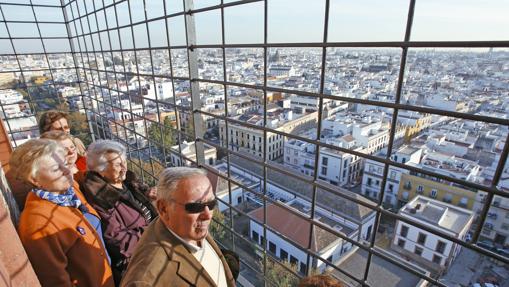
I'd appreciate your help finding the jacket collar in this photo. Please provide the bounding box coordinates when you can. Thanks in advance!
[82,171,123,210]
[153,219,236,287]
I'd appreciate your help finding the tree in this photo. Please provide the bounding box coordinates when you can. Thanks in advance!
[210,209,227,243]
[55,103,92,146]
[127,159,165,187]
[148,116,176,153]
[262,258,321,287]
[263,260,300,287]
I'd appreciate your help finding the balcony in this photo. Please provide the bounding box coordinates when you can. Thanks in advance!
[1,1,509,287]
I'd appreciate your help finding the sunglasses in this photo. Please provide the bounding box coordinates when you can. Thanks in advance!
[171,198,217,214]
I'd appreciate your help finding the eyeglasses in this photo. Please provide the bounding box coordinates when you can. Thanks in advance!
[170,198,217,214]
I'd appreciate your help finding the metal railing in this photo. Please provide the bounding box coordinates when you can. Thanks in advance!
[1,0,508,286]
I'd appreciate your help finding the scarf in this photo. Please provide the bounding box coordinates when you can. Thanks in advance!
[32,186,89,213]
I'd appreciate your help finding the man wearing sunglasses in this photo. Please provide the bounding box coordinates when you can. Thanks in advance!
[121,167,236,287]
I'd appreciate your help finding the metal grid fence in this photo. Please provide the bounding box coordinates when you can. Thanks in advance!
[1,0,509,286]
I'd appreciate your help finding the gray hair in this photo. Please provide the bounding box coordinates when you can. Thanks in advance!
[157,167,207,201]
[86,140,127,172]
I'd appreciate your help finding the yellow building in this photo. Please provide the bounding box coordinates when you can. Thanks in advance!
[33,76,49,85]
[404,114,433,141]
[397,173,478,210]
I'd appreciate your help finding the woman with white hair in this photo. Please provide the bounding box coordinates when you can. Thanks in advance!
[80,140,157,283]
[12,139,114,287]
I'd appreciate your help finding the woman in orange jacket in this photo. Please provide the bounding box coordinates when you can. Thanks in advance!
[11,139,114,287]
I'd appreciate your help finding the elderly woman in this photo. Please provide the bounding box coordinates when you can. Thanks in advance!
[12,139,114,287]
[40,130,88,184]
[39,110,87,170]
[7,131,84,210]
[81,140,157,282]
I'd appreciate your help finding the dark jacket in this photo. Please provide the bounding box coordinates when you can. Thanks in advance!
[80,170,157,284]
[121,219,236,287]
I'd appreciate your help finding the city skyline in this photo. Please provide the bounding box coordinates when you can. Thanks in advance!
[1,0,509,55]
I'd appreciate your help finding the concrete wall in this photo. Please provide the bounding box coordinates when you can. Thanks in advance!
[0,119,40,287]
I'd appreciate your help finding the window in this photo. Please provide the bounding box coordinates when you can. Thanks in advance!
[367,178,372,186]
[321,166,327,175]
[400,225,409,238]
[432,255,442,264]
[414,246,423,256]
[397,239,406,248]
[459,197,469,208]
[417,185,424,193]
[322,157,328,166]
[290,256,298,266]
[280,249,288,261]
[269,241,276,253]
[300,262,307,274]
[417,233,427,245]
[430,189,438,198]
[435,241,446,254]
[252,231,259,243]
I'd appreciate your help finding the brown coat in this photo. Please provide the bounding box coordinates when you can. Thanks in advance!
[121,218,236,287]
[17,188,114,287]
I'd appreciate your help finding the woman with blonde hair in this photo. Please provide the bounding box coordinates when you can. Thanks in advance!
[12,139,114,287]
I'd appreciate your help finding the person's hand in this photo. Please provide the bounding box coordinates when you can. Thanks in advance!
[147,187,157,201]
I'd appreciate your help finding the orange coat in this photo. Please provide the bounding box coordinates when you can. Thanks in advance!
[17,185,114,287]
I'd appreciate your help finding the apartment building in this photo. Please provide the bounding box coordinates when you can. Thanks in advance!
[361,146,422,208]
[284,134,363,186]
[219,109,317,160]
[169,141,217,167]
[391,196,474,275]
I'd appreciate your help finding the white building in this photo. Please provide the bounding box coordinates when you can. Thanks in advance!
[212,159,377,274]
[169,141,217,167]
[268,65,295,77]
[289,94,347,114]
[475,190,509,246]
[249,201,357,274]
[284,134,364,186]
[0,89,23,105]
[361,146,422,208]
[321,111,391,155]
[391,196,474,275]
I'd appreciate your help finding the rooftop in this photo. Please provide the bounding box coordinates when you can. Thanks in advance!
[400,195,474,234]
[227,155,376,222]
[249,203,342,252]
[334,248,428,287]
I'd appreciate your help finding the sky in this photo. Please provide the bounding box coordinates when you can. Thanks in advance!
[0,0,508,55]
